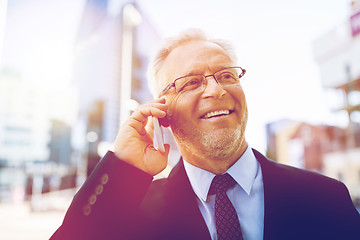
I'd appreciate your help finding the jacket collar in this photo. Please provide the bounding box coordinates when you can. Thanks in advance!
[166,149,282,240]
[165,158,212,239]
[252,148,293,240]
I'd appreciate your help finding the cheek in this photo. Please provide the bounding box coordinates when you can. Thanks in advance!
[230,86,246,106]
[166,95,182,124]
[168,93,198,125]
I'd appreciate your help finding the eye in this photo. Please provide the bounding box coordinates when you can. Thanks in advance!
[217,71,237,83]
[177,76,203,92]
[186,78,202,86]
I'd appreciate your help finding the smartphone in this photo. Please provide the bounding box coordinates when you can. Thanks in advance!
[153,117,165,152]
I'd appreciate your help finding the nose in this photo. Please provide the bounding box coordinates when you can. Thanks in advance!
[202,76,227,98]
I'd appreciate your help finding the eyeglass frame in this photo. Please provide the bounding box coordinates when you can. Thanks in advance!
[159,66,246,97]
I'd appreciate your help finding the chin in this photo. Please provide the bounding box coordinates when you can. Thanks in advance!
[174,125,245,161]
[200,127,244,160]
[172,109,248,160]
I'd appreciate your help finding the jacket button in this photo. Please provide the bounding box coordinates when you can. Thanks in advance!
[95,185,103,195]
[88,194,97,205]
[101,173,109,184]
[83,204,91,216]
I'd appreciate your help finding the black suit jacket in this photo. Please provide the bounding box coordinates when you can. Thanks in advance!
[51,149,360,240]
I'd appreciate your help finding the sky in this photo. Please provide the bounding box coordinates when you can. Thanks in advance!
[0,0,354,152]
[137,0,352,151]
[0,0,84,87]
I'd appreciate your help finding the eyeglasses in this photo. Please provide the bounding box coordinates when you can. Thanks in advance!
[160,67,246,96]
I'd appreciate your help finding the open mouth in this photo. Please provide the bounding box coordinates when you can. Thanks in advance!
[201,109,233,119]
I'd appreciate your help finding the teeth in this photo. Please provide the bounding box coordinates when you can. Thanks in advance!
[204,110,230,119]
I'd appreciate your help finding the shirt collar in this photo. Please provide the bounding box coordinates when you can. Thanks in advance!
[183,145,259,202]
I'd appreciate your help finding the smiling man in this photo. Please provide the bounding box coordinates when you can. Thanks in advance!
[51,30,360,240]
[158,39,248,174]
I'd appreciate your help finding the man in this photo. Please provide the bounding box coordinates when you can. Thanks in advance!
[51,30,360,240]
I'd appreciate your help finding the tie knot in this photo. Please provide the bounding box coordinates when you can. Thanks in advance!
[209,173,236,195]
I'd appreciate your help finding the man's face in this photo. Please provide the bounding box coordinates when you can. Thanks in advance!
[158,40,248,169]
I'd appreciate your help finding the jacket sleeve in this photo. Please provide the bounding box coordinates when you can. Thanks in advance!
[50,151,153,240]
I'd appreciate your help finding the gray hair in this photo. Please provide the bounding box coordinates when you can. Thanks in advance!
[147,29,237,97]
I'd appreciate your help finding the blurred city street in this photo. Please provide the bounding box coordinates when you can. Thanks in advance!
[0,189,74,240]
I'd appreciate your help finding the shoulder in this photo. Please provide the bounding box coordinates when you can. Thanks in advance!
[253,148,357,216]
[253,148,344,190]
[253,149,360,237]
[253,148,358,215]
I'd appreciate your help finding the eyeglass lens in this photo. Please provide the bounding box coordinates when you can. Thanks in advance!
[175,67,241,93]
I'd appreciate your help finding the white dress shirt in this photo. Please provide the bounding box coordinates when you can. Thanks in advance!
[183,145,264,240]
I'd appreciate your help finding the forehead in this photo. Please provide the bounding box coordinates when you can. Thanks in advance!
[160,40,234,84]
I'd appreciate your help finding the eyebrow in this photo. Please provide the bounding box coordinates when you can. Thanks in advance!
[182,70,203,77]
[181,66,231,78]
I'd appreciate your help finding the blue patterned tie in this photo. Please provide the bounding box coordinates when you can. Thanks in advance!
[209,173,244,240]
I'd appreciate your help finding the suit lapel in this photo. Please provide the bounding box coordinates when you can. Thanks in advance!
[166,150,280,240]
[253,149,296,240]
[165,159,211,239]
[161,149,288,240]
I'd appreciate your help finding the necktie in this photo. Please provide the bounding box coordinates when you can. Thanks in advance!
[209,173,244,240]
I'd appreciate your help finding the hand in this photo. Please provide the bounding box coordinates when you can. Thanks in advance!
[113,98,170,176]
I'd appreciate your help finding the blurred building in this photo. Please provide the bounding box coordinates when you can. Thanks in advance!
[0,68,78,203]
[0,0,163,206]
[266,119,360,198]
[266,120,345,171]
[48,120,72,166]
[0,70,49,165]
[0,69,78,165]
[0,0,163,204]
[267,1,360,200]
[72,0,161,175]
[0,0,82,204]
[266,119,300,167]
[312,0,360,198]
[289,123,351,171]
[86,100,104,176]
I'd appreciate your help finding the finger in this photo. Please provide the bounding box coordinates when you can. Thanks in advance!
[131,106,166,123]
[144,99,169,127]
[140,98,167,108]
[140,102,168,113]
[127,107,166,135]
[124,98,167,134]
[152,97,166,104]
